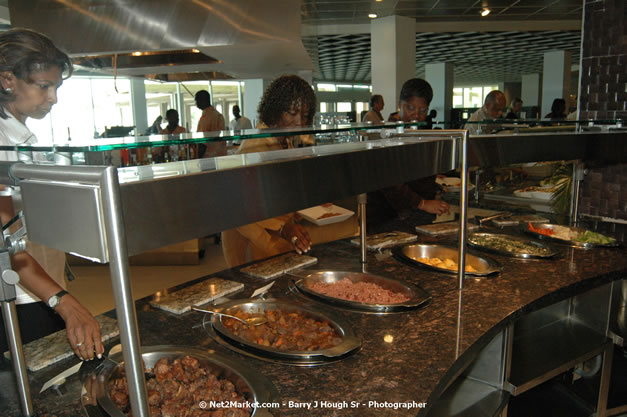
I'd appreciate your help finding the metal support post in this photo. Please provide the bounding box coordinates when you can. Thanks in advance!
[357,193,367,265]
[456,131,469,290]
[0,214,34,416]
[99,166,150,417]
[570,161,585,226]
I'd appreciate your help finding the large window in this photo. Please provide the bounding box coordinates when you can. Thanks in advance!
[453,85,499,108]
[27,77,132,142]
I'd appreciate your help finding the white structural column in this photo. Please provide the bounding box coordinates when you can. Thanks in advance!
[243,79,270,127]
[522,73,542,116]
[130,78,148,135]
[541,50,571,117]
[371,15,416,117]
[425,62,454,123]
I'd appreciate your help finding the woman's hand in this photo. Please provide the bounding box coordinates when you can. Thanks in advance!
[55,294,104,361]
[281,223,312,254]
[419,199,450,215]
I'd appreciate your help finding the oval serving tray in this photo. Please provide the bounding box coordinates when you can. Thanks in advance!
[208,299,361,363]
[468,232,559,259]
[523,224,619,249]
[289,270,431,314]
[395,243,502,277]
[90,345,279,417]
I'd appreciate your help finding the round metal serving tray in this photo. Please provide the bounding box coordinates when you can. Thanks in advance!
[467,232,559,259]
[288,270,431,314]
[204,299,361,365]
[395,243,502,277]
[82,345,279,417]
[523,224,620,249]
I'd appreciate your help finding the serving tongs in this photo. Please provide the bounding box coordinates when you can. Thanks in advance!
[191,306,268,326]
[475,211,511,225]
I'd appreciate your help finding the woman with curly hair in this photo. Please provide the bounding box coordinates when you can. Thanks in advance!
[221,75,316,267]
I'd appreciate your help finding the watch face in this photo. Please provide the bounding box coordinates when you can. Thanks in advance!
[48,295,59,308]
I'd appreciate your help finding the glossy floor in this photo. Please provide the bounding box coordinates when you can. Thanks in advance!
[67,241,227,316]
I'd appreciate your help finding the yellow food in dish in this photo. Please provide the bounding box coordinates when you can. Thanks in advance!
[417,257,478,273]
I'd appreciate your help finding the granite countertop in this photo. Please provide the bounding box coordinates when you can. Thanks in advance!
[2,217,626,417]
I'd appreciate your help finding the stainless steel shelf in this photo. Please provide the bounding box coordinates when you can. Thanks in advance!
[427,377,509,417]
[510,318,611,395]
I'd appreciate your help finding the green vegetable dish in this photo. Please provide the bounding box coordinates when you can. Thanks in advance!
[574,231,616,245]
[469,234,554,257]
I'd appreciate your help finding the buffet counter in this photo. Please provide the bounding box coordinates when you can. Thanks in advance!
[2,216,625,417]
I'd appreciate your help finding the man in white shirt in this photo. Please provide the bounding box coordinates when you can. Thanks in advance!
[464,90,506,135]
[229,105,252,130]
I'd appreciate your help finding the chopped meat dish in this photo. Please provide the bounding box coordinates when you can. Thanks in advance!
[307,277,410,304]
[108,355,251,417]
[221,309,342,351]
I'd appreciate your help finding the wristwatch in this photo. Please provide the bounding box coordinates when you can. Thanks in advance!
[47,290,68,309]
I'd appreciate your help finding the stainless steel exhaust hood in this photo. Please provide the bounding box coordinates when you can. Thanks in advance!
[9,0,313,79]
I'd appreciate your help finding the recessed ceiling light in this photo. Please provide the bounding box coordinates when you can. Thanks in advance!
[480,8,491,16]
[376,0,383,2]
[368,13,377,18]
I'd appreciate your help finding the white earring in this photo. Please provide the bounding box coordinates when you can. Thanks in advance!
[4,87,12,93]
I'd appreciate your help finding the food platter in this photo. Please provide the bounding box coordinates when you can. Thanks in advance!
[523,223,619,248]
[289,270,431,314]
[203,299,361,365]
[467,232,558,259]
[396,244,501,277]
[85,345,279,417]
[297,204,354,226]
[435,176,475,193]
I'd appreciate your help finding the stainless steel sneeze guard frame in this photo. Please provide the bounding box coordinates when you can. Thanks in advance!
[119,136,457,255]
[19,180,108,262]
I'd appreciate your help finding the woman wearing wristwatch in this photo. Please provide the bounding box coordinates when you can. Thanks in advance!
[0,28,103,361]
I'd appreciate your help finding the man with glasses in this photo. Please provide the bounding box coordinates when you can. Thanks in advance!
[367,78,450,230]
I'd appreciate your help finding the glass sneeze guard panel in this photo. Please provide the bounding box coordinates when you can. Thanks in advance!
[0,121,427,153]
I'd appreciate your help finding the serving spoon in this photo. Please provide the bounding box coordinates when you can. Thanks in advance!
[191,306,268,326]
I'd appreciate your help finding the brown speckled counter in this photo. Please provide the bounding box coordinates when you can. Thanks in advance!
[1,221,625,417]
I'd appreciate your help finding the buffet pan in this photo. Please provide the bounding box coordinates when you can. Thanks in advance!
[288,270,431,313]
[83,345,279,417]
[523,224,619,248]
[203,299,361,365]
[395,243,501,276]
[467,232,559,259]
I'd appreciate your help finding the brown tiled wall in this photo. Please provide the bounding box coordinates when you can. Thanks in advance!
[580,164,627,219]
[579,0,626,121]
[578,0,626,223]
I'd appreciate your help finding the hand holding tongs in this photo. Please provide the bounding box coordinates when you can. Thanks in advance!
[191,306,267,326]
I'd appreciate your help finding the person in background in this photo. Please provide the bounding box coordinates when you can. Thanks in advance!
[221,75,317,267]
[545,98,567,120]
[464,90,506,135]
[505,97,523,119]
[363,94,384,123]
[195,90,226,158]
[159,109,186,134]
[368,78,450,230]
[0,28,103,360]
[229,104,252,130]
